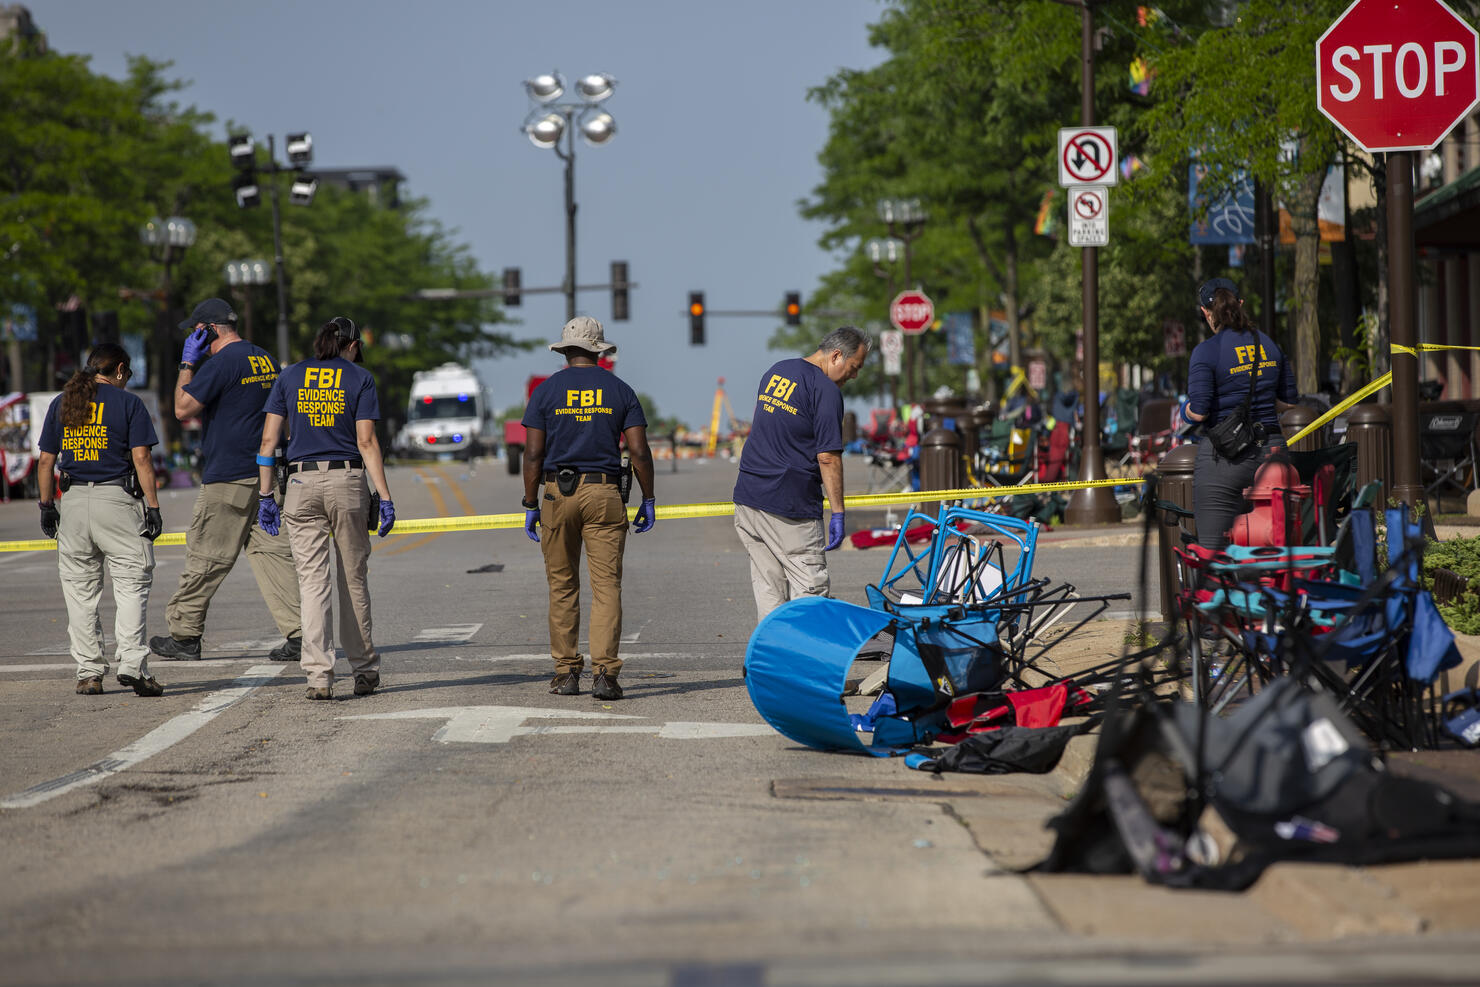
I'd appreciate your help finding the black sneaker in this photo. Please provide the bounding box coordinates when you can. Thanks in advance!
[268,636,302,661]
[549,671,581,696]
[592,670,623,701]
[118,673,164,697]
[353,672,380,696]
[149,635,201,661]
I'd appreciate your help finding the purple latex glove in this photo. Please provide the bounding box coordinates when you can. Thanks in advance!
[524,508,541,543]
[632,498,656,534]
[377,498,395,537]
[181,327,212,366]
[257,496,280,536]
[824,512,846,551]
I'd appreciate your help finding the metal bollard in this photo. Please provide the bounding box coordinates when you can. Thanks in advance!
[1344,404,1391,507]
[1280,404,1330,452]
[1153,443,1199,626]
[919,422,963,492]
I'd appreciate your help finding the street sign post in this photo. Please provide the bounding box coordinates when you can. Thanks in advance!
[889,290,934,335]
[1067,186,1109,247]
[1057,127,1119,187]
[878,329,903,377]
[1316,0,1479,513]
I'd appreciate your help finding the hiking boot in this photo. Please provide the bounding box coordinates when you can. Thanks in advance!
[592,670,623,701]
[353,672,380,696]
[549,671,581,696]
[268,636,302,662]
[305,685,333,701]
[75,676,104,696]
[149,635,201,661]
[118,673,164,698]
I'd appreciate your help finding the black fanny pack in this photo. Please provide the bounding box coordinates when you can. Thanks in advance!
[555,466,580,497]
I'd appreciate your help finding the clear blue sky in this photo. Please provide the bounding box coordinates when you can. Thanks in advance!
[40,0,887,426]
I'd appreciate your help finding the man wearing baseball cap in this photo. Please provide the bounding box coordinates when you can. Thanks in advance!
[150,298,302,662]
[519,316,655,701]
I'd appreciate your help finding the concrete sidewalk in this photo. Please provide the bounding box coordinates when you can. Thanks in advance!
[781,617,1480,946]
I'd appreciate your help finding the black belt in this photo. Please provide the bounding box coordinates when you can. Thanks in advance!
[77,476,130,488]
[543,471,617,485]
[288,459,364,473]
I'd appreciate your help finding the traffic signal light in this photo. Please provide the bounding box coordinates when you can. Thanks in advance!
[502,267,521,306]
[688,291,705,345]
[784,291,801,326]
[611,261,629,321]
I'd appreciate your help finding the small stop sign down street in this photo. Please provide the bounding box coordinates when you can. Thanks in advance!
[890,290,934,335]
[1317,0,1480,151]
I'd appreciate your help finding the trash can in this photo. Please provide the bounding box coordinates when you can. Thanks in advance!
[1152,443,1199,625]
[1280,404,1329,452]
[919,422,962,493]
[1344,404,1391,507]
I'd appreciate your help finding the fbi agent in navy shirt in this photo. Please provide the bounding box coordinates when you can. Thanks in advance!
[521,317,655,701]
[1183,277,1297,551]
[257,317,395,701]
[36,343,165,696]
[732,326,870,620]
[150,298,302,663]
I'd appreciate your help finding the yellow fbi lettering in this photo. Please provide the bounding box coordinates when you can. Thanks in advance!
[298,366,346,426]
[556,388,608,423]
[759,374,800,415]
[242,354,278,385]
[62,401,107,461]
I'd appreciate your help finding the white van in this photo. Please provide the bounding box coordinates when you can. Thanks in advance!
[394,363,490,461]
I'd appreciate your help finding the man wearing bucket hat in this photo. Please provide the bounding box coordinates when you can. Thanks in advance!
[150,297,302,663]
[520,316,655,701]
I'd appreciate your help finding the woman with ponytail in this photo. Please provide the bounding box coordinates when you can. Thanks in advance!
[36,343,165,696]
[1182,277,1297,551]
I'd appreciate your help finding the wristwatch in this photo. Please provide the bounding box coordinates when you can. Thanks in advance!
[521,497,539,510]
[178,361,195,371]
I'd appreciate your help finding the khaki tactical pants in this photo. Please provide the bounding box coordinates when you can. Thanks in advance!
[165,477,300,640]
[733,503,829,621]
[539,480,628,676]
[283,468,376,689]
[56,483,155,681]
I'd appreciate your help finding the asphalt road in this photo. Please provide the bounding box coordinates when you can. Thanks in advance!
[0,455,1189,985]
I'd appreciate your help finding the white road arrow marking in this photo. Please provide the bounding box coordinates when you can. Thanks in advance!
[341,705,775,745]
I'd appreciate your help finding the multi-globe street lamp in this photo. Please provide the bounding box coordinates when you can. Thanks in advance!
[866,236,904,408]
[877,198,926,404]
[522,71,617,321]
[139,215,195,442]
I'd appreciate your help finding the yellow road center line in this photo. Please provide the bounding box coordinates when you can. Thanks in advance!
[378,467,452,557]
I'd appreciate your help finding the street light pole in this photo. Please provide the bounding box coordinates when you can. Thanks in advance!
[555,120,578,321]
[267,134,292,367]
[140,215,196,448]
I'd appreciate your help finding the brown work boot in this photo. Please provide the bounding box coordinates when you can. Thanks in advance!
[549,671,580,696]
[353,672,380,696]
[75,676,104,696]
[305,685,333,701]
[117,673,164,697]
[592,670,623,701]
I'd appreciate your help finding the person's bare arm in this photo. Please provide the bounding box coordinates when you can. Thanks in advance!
[174,370,204,421]
[131,446,160,509]
[817,450,845,515]
[38,451,56,503]
[623,426,654,500]
[522,428,547,505]
[355,419,391,500]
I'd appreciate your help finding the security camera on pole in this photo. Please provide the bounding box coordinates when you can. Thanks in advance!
[1316,0,1479,514]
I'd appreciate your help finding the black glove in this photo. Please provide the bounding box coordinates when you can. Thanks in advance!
[143,506,163,541]
[39,501,59,539]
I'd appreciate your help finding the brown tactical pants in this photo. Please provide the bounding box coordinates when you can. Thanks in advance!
[539,479,628,676]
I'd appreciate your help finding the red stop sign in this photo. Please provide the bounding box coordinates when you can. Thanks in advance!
[890,290,934,335]
[1317,0,1480,152]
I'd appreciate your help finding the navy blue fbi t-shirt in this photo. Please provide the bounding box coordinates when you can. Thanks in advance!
[1187,329,1296,432]
[522,366,646,476]
[183,340,280,483]
[38,384,159,483]
[264,357,381,463]
[732,357,843,520]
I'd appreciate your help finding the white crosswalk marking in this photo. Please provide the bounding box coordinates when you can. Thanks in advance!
[342,705,776,745]
[412,623,482,644]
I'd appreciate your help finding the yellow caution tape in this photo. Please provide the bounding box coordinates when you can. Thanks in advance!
[0,476,1145,553]
[1285,372,1393,446]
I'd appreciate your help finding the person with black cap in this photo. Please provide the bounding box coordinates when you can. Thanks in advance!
[521,316,655,701]
[254,316,395,701]
[35,343,166,696]
[1182,277,1297,551]
[149,297,302,663]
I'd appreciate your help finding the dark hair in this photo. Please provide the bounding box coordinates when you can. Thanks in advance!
[312,317,359,360]
[61,343,129,428]
[1207,288,1253,334]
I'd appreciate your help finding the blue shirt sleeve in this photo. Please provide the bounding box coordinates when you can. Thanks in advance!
[38,398,60,455]
[1277,353,1296,403]
[264,373,288,417]
[182,353,228,407]
[125,394,158,449]
[812,376,844,454]
[353,370,380,421]
[621,386,647,431]
[521,385,547,431]
[1187,343,1215,418]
